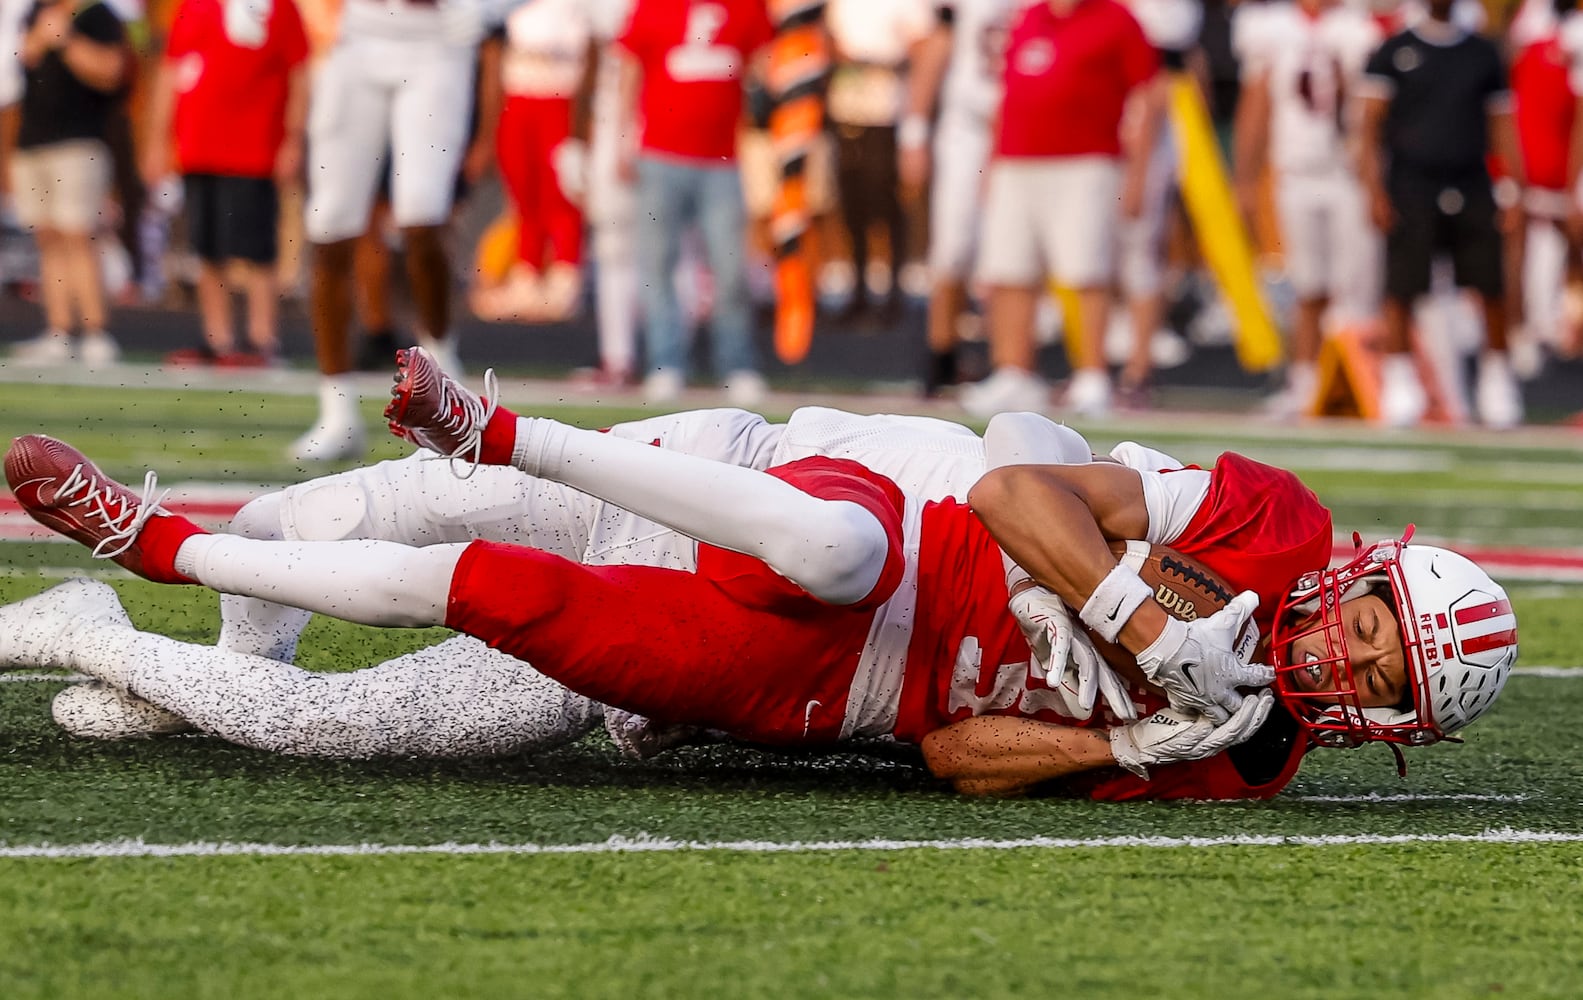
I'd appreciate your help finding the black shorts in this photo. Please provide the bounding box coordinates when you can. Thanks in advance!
[1383,169,1503,303]
[183,173,279,265]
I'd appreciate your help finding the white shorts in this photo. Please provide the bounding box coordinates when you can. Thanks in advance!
[304,36,477,243]
[8,140,112,234]
[1274,168,1374,306]
[770,406,987,501]
[976,156,1122,289]
[926,107,993,282]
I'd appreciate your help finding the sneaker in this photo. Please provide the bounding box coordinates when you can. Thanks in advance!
[1064,368,1113,419]
[383,346,499,467]
[165,345,217,367]
[1474,352,1524,430]
[723,370,767,408]
[9,331,73,366]
[79,331,120,369]
[960,367,1050,419]
[643,368,685,405]
[286,417,367,463]
[0,579,131,671]
[52,681,194,740]
[1379,354,1427,428]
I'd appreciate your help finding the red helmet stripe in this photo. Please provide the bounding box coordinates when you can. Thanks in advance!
[1460,627,1518,655]
[1454,599,1512,625]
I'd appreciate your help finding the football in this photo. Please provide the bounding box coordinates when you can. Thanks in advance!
[1085,540,1236,677]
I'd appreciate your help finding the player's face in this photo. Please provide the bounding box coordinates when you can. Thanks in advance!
[1285,594,1408,709]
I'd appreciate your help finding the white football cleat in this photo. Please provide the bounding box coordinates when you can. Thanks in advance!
[960,366,1050,419]
[287,416,366,463]
[52,682,194,740]
[1064,368,1113,420]
[1474,352,1524,430]
[1378,354,1428,429]
[0,579,131,671]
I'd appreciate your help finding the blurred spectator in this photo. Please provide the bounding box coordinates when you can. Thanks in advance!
[7,0,128,368]
[824,0,933,326]
[898,0,1017,396]
[1234,0,1379,417]
[1357,0,1527,428]
[617,0,773,405]
[141,0,309,368]
[471,0,591,323]
[962,0,1162,418]
[1506,0,1583,363]
[1113,0,1198,406]
[577,0,639,387]
[292,0,488,461]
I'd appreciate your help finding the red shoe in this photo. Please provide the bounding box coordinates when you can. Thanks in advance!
[383,347,501,474]
[4,435,202,584]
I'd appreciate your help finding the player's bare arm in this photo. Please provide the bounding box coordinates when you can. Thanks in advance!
[920,716,1115,797]
[968,462,1168,656]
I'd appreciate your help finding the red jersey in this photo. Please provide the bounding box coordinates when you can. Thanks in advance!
[996,0,1159,158]
[166,0,308,178]
[1512,36,1576,191]
[617,0,774,162]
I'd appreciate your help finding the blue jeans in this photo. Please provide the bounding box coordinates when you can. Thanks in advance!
[634,155,757,378]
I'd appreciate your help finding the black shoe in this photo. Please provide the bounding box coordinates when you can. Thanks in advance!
[357,329,402,372]
[923,349,958,398]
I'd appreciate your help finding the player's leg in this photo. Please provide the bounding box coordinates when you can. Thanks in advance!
[1047,156,1123,418]
[695,162,759,389]
[389,43,476,365]
[923,108,989,395]
[633,156,693,393]
[3,581,599,757]
[301,42,394,460]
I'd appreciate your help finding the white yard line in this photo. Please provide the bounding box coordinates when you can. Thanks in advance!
[0,829,1579,860]
[1288,793,1528,803]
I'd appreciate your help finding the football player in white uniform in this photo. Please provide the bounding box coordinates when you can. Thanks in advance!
[290,0,499,461]
[1233,0,1381,417]
[899,0,1022,396]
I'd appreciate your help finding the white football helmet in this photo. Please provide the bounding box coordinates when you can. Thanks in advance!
[1271,528,1517,748]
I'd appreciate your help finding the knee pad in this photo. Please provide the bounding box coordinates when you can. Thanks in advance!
[280,477,375,542]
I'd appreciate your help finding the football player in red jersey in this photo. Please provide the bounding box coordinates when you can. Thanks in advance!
[3,359,1517,798]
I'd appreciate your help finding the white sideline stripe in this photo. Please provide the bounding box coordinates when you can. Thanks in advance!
[1289,793,1527,803]
[1,829,1580,860]
[1,666,1578,686]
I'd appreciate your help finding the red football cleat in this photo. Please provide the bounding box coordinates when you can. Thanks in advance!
[383,346,502,476]
[4,435,202,584]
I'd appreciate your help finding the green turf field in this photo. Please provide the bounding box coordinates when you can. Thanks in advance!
[2,380,1581,999]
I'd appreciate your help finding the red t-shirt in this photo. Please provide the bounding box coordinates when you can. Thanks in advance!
[166,0,309,178]
[996,0,1159,158]
[617,0,774,162]
[1512,36,1575,191]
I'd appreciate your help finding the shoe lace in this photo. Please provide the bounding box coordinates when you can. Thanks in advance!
[432,367,499,480]
[54,465,170,560]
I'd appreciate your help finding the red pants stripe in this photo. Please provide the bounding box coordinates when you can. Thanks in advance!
[496,95,583,270]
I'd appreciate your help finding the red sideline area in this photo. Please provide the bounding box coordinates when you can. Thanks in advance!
[3,490,1582,583]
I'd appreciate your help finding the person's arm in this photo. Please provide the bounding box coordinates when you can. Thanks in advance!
[1232,66,1270,230]
[274,61,308,183]
[897,16,951,202]
[1356,93,1392,231]
[920,716,1117,797]
[58,11,126,93]
[1120,69,1167,219]
[967,462,1166,656]
[139,56,176,186]
[461,34,502,185]
[20,4,65,68]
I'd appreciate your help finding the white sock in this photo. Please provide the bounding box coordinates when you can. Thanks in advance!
[174,535,461,628]
[77,628,599,758]
[511,418,891,605]
[216,492,313,661]
[596,253,638,375]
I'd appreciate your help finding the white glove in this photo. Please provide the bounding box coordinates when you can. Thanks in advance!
[438,0,486,47]
[1134,590,1271,724]
[1107,687,1276,779]
[552,138,588,205]
[604,708,702,760]
[1008,586,1136,721]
